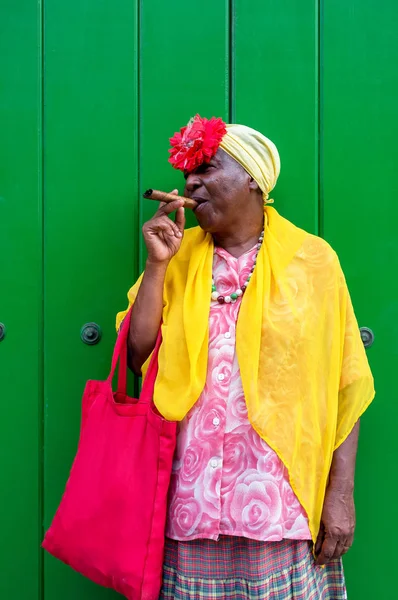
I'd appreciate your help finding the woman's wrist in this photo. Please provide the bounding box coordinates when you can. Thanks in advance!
[145,257,170,274]
[327,474,354,494]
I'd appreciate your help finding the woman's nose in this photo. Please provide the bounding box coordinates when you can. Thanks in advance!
[185,173,202,193]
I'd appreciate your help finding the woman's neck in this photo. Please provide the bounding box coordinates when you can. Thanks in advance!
[213,221,264,258]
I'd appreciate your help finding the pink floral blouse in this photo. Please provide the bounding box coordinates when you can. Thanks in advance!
[166,244,311,543]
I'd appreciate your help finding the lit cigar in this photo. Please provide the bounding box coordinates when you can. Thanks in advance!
[143,189,198,210]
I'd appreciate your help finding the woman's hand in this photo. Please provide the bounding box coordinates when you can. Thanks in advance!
[315,485,356,565]
[142,189,185,264]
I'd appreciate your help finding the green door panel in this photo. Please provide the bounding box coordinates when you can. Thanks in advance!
[0,1,43,599]
[138,0,230,265]
[233,0,319,234]
[43,1,138,598]
[323,0,398,596]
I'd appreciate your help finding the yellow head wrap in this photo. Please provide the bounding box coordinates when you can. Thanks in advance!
[117,123,374,543]
[219,124,281,203]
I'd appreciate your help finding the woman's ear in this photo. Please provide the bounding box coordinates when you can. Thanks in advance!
[248,176,261,193]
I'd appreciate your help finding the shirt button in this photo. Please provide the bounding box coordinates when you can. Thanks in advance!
[213,417,220,426]
[224,332,231,339]
[217,373,225,382]
[210,459,218,469]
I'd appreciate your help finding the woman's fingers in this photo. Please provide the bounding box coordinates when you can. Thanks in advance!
[153,190,183,237]
[316,533,338,566]
[169,189,185,234]
[146,190,183,239]
[333,538,348,560]
[340,533,354,556]
[142,189,184,262]
[156,198,184,216]
[315,523,325,557]
[175,206,185,233]
[151,219,180,239]
[156,189,180,215]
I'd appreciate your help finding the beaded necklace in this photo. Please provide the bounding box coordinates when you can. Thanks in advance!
[211,229,265,304]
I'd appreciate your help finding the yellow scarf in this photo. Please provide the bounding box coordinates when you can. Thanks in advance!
[220,123,281,203]
[116,207,374,543]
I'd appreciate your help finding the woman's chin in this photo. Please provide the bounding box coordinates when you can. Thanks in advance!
[194,204,219,232]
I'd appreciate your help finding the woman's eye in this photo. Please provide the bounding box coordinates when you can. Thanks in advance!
[184,164,214,179]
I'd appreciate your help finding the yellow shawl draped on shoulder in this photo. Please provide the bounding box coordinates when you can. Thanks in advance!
[116,206,375,542]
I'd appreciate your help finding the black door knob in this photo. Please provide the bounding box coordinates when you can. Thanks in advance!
[360,327,374,349]
[80,323,102,345]
[0,323,6,342]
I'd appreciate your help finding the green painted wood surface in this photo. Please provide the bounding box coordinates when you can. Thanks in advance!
[139,0,230,266]
[1,0,397,598]
[322,1,398,596]
[43,1,138,598]
[233,0,319,234]
[0,1,43,598]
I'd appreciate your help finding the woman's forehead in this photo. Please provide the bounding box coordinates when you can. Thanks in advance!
[217,148,246,173]
[183,149,243,179]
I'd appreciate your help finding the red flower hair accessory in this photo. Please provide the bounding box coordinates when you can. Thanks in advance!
[168,114,227,173]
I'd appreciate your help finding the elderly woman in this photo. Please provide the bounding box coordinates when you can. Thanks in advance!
[117,116,374,600]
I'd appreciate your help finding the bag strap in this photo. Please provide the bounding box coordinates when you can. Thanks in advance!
[107,308,162,402]
[136,329,162,403]
[108,308,132,384]
[116,315,130,394]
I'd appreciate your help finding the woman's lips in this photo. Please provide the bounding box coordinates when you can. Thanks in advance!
[193,202,209,215]
[191,197,209,212]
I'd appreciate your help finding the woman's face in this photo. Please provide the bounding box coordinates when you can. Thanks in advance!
[183,149,260,234]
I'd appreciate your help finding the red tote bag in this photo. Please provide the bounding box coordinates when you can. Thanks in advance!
[43,310,177,599]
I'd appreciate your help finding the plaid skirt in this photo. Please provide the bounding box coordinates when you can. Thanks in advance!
[159,536,347,600]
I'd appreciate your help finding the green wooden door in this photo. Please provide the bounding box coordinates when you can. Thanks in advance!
[323,1,398,596]
[1,1,396,598]
[0,1,43,598]
[43,1,139,598]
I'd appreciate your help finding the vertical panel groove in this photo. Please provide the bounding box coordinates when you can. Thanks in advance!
[135,0,142,397]
[39,0,45,597]
[138,0,143,273]
[228,0,234,123]
[317,0,324,238]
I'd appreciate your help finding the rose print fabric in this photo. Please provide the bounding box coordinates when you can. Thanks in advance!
[166,245,311,542]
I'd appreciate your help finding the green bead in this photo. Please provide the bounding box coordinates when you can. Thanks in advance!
[212,284,217,292]
[231,293,238,300]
